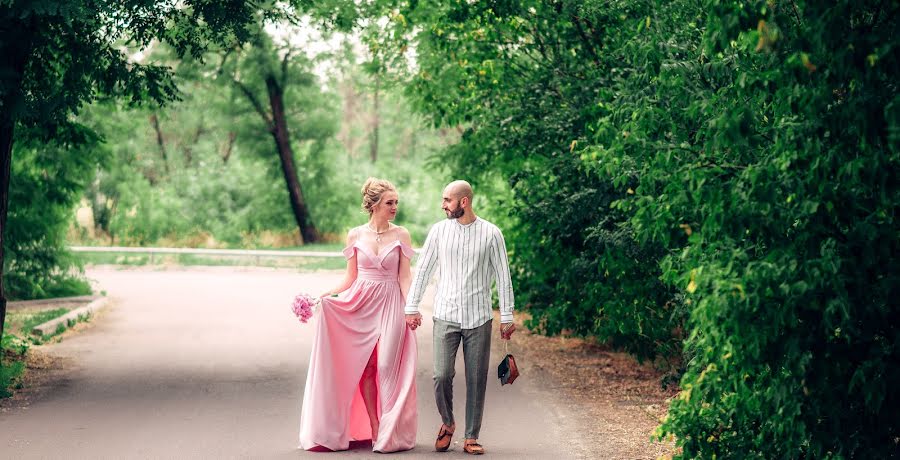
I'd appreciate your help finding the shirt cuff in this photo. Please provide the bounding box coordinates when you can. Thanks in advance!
[500,312,514,323]
[405,305,420,315]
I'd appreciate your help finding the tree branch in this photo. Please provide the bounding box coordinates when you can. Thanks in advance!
[788,1,803,26]
[148,113,170,174]
[216,47,236,76]
[233,79,274,130]
[571,15,601,66]
[280,49,292,88]
[222,131,236,164]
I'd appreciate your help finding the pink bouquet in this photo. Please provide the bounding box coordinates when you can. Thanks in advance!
[291,293,319,323]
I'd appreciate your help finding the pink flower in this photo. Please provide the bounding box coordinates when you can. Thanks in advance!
[291,293,319,323]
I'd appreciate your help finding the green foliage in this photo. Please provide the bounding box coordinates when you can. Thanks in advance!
[0,359,25,398]
[364,0,683,361]
[77,35,450,248]
[577,0,899,457]
[1,1,268,307]
[361,0,899,456]
[3,134,97,300]
[3,0,260,138]
[1,333,28,398]
[2,4,450,315]
[509,153,682,361]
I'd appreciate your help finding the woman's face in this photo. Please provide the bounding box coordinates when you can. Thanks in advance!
[374,190,399,221]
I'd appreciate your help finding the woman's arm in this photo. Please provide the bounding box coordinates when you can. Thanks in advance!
[320,228,359,297]
[398,227,413,302]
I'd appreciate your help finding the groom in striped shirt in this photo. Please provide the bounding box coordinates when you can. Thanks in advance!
[405,180,516,455]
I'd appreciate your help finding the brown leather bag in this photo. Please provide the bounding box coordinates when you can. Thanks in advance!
[498,336,520,385]
[498,353,519,385]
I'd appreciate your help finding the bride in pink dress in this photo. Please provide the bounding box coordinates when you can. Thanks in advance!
[299,177,418,453]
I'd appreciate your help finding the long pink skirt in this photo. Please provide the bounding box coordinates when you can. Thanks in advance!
[298,270,417,453]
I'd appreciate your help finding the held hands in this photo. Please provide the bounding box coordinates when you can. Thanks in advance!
[405,313,423,330]
[500,322,516,340]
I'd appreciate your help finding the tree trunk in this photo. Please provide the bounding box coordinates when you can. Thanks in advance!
[369,76,380,163]
[222,131,236,164]
[0,111,14,344]
[149,113,170,174]
[182,119,205,167]
[265,75,318,244]
[0,22,31,343]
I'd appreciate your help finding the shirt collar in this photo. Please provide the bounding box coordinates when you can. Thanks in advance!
[453,216,478,229]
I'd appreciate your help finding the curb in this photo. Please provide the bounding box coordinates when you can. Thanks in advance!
[7,295,99,311]
[31,297,109,337]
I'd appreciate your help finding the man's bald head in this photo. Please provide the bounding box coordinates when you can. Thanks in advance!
[444,180,473,201]
[441,180,474,220]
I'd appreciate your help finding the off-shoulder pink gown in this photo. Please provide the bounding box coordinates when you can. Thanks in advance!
[298,239,418,453]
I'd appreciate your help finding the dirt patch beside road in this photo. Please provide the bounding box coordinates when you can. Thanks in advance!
[505,313,679,459]
[0,347,75,412]
[1,309,104,412]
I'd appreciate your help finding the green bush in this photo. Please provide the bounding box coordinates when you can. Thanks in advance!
[362,0,898,456]
[582,0,899,457]
[510,154,682,362]
[4,131,97,300]
[1,333,28,398]
[377,0,684,362]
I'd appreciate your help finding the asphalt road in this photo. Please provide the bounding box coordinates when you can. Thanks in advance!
[0,267,587,459]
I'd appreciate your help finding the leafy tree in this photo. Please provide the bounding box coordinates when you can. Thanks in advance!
[358,0,683,361]
[219,29,329,244]
[579,0,899,457]
[0,0,451,347]
[77,33,450,247]
[0,0,263,353]
[4,131,99,300]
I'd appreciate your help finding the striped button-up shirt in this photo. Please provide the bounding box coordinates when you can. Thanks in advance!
[405,217,515,329]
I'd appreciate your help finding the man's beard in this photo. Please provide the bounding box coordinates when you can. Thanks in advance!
[445,207,465,219]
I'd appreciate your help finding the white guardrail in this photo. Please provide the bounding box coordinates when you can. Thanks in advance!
[69,245,421,263]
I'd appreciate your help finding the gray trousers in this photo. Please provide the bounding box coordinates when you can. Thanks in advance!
[433,317,492,440]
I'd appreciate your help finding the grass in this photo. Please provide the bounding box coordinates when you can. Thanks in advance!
[5,307,71,338]
[77,251,347,270]
[1,304,94,399]
[65,311,92,329]
[5,306,91,345]
[19,308,70,333]
[1,333,29,398]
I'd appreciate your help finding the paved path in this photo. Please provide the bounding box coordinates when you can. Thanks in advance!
[0,267,586,459]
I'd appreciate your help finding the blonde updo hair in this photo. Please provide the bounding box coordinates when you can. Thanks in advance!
[361,177,397,215]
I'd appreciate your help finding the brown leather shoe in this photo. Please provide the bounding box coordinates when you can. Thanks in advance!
[435,424,454,452]
[463,439,485,455]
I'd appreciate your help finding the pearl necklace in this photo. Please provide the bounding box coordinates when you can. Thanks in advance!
[367,223,390,242]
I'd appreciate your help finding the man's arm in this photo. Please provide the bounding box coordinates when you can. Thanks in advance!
[405,224,440,316]
[489,227,515,325]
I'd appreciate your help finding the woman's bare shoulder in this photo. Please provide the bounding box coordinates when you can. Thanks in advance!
[347,226,364,244]
[393,225,413,244]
